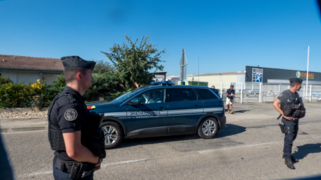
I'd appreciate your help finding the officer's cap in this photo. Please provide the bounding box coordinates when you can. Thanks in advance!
[289,78,303,84]
[61,56,96,70]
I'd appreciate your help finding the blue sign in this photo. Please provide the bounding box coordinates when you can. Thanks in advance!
[252,68,263,83]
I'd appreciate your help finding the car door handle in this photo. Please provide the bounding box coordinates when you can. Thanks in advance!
[159,107,167,110]
[194,105,199,108]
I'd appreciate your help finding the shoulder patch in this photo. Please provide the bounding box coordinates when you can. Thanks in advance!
[64,109,78,121]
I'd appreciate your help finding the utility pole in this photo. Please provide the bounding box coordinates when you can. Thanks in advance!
[198,57,199,85]
[305,46,310,99]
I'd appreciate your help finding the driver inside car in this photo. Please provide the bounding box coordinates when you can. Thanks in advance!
[148,91,162,104]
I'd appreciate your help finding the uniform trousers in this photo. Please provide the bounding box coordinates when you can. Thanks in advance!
[282,118,299,158]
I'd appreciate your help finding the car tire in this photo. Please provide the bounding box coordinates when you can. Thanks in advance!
[100,121,123,149]
[197,117,218,139]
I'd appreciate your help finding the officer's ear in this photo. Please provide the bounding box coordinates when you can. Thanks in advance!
[75,71,83,81]
[75,68,88,81]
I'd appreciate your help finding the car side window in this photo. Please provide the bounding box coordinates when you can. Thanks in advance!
[167,88,198,102]
[134,89,165,104]
[195,89,218,100]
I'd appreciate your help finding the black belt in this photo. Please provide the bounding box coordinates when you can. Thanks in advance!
[54,156,76,173]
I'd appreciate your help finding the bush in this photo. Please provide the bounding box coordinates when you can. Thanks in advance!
[0,79,46,108]
[0,70,137,108]
[0,76,13,84]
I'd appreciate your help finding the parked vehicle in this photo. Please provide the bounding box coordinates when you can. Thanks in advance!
[87,81,226,149]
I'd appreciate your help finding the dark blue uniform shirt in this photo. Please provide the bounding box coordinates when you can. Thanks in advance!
[50,86,84,161]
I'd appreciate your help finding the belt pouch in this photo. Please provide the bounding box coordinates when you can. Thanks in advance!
[69,162,83,179]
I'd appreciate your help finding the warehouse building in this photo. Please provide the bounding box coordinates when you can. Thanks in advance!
[187,65,321,88]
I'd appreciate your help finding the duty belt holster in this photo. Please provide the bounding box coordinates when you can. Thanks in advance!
[278,123,285,134]
[54,156,95,179]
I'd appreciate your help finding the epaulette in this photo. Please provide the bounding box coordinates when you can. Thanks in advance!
[65,93,78,106]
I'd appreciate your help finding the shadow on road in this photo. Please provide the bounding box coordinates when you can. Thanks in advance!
[225,109,250,114]
[292,143,321,160]
[233,110,250,114]
[118,124,246,149]
[215,124,246,138]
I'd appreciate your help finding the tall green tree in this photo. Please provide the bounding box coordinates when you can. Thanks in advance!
[101,34,165,89]
[93,60,116,74]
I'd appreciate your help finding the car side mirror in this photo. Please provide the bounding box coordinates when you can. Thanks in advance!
[129,98,141,106]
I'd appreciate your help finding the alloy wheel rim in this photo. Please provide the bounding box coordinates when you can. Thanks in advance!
[202,119,216,136]
[102,125,118,145]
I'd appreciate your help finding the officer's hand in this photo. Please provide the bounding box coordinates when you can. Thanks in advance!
[283,115,293,120]
[95,163,101,171]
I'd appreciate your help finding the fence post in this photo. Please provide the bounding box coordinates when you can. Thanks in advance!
[221,81,223,98]
[240,82,243,104]
[309,85,312,102]
[259,83,262,103]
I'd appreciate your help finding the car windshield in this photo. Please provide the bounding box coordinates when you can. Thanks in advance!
[112,89,142,103]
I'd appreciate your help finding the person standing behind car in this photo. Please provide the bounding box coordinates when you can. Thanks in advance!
[211,86,219,95]
[226,85,235,114]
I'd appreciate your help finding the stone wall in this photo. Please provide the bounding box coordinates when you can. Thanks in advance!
[0,108,48,119]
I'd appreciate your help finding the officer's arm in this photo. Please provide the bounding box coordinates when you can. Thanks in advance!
[63,131,99,164]
[58,104,99,164]
[273,99,293,120]
[273,99,283,115]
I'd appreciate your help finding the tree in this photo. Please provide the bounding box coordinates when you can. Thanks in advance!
[101,34,165,89]
[93,60,116,74]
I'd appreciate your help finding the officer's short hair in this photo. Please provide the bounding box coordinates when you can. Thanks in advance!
[63,67,87,83]
[289,78,303,87]
[290,82,301,87]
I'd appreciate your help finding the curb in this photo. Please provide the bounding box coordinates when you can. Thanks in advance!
[0,125,48,133]
[0,117,47,120]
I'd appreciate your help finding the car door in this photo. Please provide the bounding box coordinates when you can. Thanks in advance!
[195,88,224,118]
[124,88,169,138]
[166,88,204,135]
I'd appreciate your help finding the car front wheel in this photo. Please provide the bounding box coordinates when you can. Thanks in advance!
[197,117,218,139]
[101,121,123,149]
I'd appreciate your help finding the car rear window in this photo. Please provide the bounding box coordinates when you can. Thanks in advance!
[195,89,218,100]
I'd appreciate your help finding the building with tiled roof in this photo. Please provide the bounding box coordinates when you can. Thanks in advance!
[0,54,64,84]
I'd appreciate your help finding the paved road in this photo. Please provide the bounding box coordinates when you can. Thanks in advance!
[2,103,321,180]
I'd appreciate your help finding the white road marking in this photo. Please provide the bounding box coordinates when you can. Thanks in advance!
[198,141,282,154]
[101,158,148,167]
[198,135,321,154]
[28,170,52,177]
[18,159,148,178]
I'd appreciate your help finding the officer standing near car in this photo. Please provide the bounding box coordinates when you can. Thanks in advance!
[273,78,305,170]
[48,56,106,180]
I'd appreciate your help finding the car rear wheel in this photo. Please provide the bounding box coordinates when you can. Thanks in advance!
[197,117,218,139]
[101,121,123,149]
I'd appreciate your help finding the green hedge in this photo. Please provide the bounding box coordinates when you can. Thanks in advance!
[0,73,129,108]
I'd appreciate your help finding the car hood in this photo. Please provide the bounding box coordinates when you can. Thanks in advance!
[86,101,120,109]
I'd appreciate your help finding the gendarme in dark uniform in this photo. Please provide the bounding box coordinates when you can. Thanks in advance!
[48,56,105,180]
[274,78,305,169]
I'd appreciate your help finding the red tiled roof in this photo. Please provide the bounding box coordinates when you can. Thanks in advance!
[0,54,64,71]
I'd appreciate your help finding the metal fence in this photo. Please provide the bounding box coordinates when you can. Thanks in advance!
[211,82,321,103]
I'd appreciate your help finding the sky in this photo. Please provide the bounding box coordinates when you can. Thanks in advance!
[0,0,321,76]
